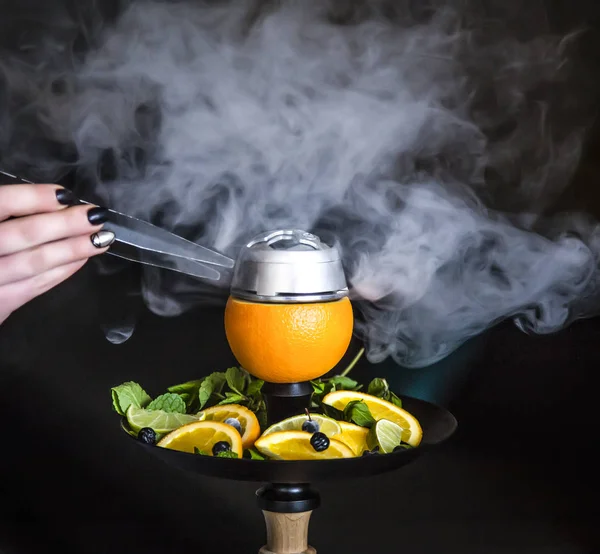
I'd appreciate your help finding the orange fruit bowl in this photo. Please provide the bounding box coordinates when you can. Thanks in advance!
[224,296,354,383]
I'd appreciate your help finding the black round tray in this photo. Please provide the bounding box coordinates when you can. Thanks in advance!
[122,395,457,484]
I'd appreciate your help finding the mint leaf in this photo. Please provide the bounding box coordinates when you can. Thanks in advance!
[217,393,245,406]
[388,392,403,408]
[322,403,344,420]
[194,447,209,456]
[198,380,213,410]
[310,379,339,408]
[199,372,227,409]
[167,379,204,394]
[111,382,152,416]
[246,394,263,413]
[168,379,205,412]
[225,367,247,395]
[310,380,326,407]
[216,450,239,459]
[367,378,389,398]
[246,378,264,398]
[245,448,265,460]
[178,392,193,410]
[329,376,360,390]
[343,400,375,428]
[310,380,326,395]
[146,393,186,413]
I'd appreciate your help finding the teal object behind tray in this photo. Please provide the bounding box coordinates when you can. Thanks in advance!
[347,334,487,407]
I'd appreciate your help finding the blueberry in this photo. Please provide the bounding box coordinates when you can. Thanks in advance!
[393,445,408,453]
[302,420,320,433]
[362,446,380,456]
[212,441,231,456]
[138,427,157,445]
[224,417,242,434]
[302,410,320,433]
[310,432,330,452]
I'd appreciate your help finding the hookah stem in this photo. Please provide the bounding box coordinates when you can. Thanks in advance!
[257,350,363,553]
[339,347,365,377]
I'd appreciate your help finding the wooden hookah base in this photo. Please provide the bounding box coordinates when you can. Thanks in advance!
[259,511,316,554]
[256,484,320,554]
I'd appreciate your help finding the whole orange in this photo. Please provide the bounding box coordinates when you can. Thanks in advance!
[224,297,354,383]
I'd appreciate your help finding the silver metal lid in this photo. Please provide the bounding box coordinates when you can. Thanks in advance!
[230,229,349,303]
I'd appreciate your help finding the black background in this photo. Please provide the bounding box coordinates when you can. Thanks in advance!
[1,1,600,553]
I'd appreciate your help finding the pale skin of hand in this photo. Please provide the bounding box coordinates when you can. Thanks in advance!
[0,183,114,325]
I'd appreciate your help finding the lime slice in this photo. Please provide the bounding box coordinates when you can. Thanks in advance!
[367,419,404,453]
[262,413,341,438]
[126,405,202,435]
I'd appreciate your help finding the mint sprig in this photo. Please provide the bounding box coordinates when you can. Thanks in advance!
[146,393,186,414]
[215,450,239,459]
[218,392,246,405]
[367,377,402,408]
[193,447,239,459]
[163,367,267,429]
[343,400,376,428]
[167,379,204,412]
[200,368,266,426]
[244,448,266,461]
[198,372,227,409]
[320,398,376,428]
[367,377,388,398]
[225,366,248,395]
[310,375,362,409]
[246,378,264,398]
[111,382,152,416]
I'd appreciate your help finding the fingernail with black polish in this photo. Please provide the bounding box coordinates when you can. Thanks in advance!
[87,206,109,225]
[56,188,75,205]
[91,230,115,248]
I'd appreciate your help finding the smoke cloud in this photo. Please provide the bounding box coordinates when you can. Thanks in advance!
[1,0,599,367]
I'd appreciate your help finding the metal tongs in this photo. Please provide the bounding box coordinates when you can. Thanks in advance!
[0,169,235,281]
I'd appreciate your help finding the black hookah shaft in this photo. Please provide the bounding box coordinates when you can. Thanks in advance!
[262,381,313,427]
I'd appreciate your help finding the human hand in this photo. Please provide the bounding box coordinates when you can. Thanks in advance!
[0,183,115,325]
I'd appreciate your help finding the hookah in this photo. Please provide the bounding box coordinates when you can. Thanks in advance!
[129,228,457,554]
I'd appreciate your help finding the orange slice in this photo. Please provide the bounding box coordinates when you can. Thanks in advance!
[335,421,370,456]
[322,390,423,447]
[157,420,243,457]
[198,404,261,449]
[254,430,355,460]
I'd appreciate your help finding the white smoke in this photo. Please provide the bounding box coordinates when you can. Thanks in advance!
[1,0,599,367]
[102,323,136,345]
